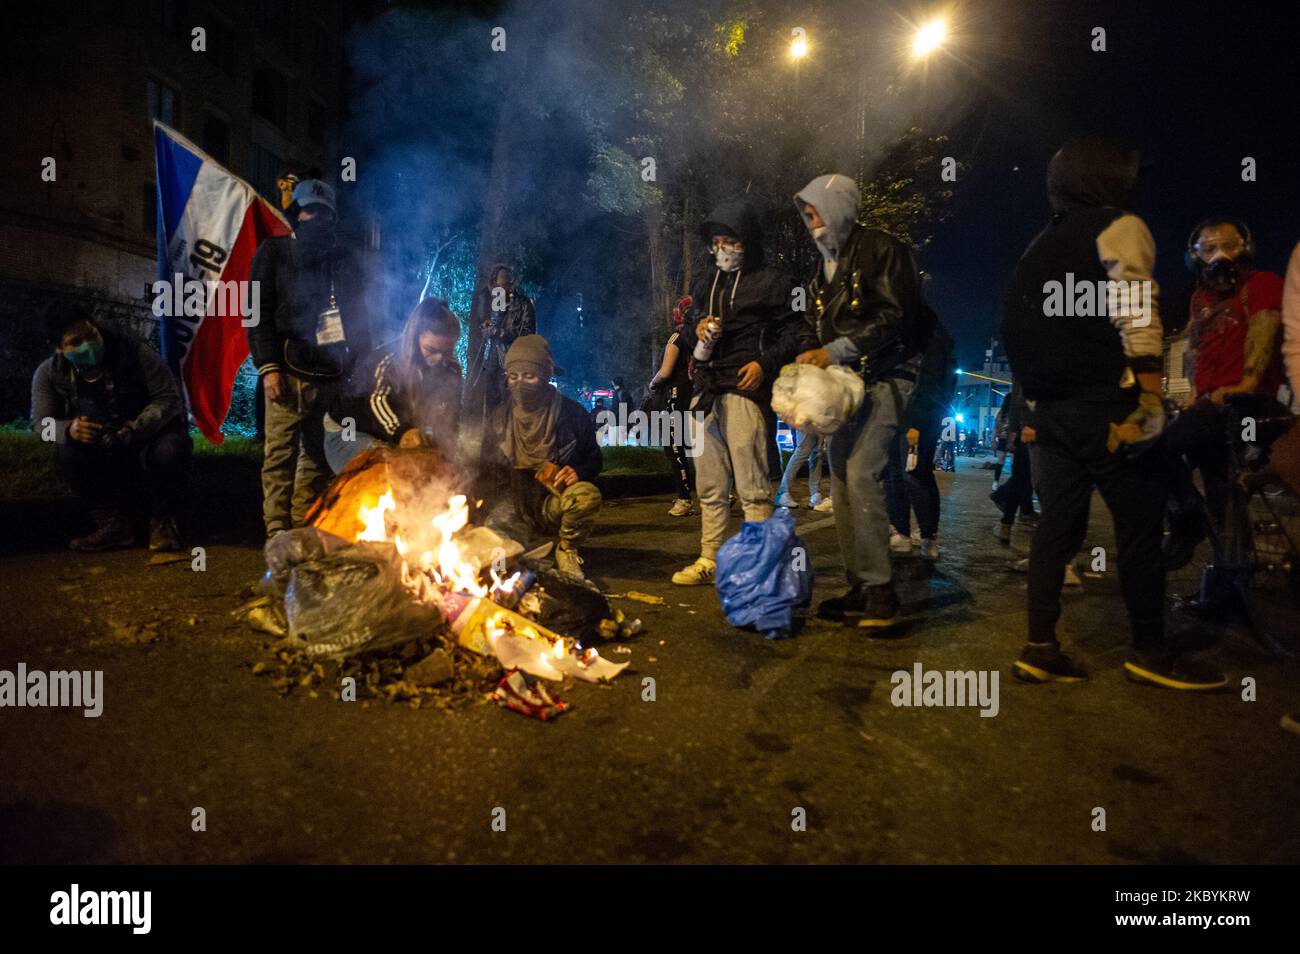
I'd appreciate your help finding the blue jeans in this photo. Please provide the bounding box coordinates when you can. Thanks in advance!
[323,427,380,474]
[778,428,826,500]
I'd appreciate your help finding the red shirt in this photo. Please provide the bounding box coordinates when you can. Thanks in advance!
[1188,270,1283,395]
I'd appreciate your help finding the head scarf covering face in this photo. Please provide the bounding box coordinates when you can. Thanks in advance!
[501,335,561,468]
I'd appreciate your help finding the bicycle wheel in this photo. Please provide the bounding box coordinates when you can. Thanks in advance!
[1240,485,1300,656]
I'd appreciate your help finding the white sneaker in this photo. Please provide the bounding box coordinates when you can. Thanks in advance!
[668,498,695,517]
[775,492,798,509]
[889,527,913,553]
[919,538,939,560]
[812,496,834,513]
[555,545,586,584]
[910,527,922,544]
[672,557,717,586]
[1063,563,1082,587]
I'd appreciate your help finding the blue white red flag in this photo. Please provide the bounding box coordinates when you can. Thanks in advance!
[153,121,291,442]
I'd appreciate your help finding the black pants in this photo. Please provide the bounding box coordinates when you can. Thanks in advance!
[1027,396,1167,650]
[994,440,1036,525]
[1163,402,1231,529]
[57,424,192,515]
[885,421,941,538]
[663,391,695,500]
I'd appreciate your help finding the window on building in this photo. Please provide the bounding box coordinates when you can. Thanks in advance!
[250,143,283,207]
[252,64,288,130]
[312,23,332,72]
[307,104,326,145]
[143,181,157,237]
[206,18,237,74]
[147,77,179,127]
[202,113,230,165]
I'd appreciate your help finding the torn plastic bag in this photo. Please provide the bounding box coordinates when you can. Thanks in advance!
[284,541,443,659]
[715,507,813,636]
[770,363,865,436]
[260,526,350,598]
[519,572,619,644]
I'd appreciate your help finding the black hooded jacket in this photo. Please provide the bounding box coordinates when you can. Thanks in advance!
[689,200,797,410]
[1000,137,1163,401]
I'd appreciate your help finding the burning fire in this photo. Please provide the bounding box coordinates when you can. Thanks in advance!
[354,487,521,605]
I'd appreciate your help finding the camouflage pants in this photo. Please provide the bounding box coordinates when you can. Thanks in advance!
[541,480,603,547]
[261,375,334,534]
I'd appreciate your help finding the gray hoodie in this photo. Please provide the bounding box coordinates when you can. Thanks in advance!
[795,173,860,281]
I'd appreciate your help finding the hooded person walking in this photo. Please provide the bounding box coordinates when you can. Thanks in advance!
[1001,135,1224,691]
[773,173,933,629]
[671,200,798,586]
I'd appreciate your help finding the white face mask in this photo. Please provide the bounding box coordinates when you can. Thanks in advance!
[811,224,836,258]
[714,247,744,273]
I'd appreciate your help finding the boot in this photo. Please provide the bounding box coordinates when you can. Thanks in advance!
[70,510,133,552]
[149,510,182,552]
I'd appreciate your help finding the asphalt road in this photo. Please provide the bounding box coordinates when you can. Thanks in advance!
[2,460,1297,864]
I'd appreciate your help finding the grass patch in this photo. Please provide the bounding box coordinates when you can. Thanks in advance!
[599,445,671,476]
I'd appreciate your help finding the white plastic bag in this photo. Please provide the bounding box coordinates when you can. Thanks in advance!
[770,363,865,435]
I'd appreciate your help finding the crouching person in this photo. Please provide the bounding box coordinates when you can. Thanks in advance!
[486,335,602,584]
[31,303,191,552]
[323,298,463,472]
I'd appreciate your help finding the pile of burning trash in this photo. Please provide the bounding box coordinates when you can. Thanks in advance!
[236,447,639,719]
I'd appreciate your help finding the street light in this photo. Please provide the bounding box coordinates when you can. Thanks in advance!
[912,17,947,58]
[790,33,808,60]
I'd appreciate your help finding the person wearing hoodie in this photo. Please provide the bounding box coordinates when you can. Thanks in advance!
[671,200,798,586]
[248,178,373,539]
[1001,135,1224,691]
[775,173,932,628]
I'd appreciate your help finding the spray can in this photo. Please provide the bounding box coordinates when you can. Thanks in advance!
[692,317,723,361]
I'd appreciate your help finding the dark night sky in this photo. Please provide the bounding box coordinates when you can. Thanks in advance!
[922,0,1300,368]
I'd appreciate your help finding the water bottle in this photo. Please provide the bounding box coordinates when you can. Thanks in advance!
[693,317,722,361]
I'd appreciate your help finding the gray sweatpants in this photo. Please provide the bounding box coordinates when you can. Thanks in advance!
[691,392,774,560]
[828,376,915,588]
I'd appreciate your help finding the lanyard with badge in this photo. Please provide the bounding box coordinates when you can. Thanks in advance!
[315,266,346,347]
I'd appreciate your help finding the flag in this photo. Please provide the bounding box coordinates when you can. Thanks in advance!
[153,121,292,443]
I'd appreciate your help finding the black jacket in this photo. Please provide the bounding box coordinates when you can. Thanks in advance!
[329,345,462,457]
[689,200,798,410]
[30,326,185,444]
[773,225,931,382]
[906,311,955,428]
[247,233,373,380]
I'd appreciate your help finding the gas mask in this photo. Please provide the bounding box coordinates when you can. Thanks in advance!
[1198,257,1241,294]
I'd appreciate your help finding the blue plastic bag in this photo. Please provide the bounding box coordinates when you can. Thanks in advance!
[715,508,814,637]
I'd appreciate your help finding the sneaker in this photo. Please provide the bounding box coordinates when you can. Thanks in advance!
[817,587,865,621]
[889,527,913,553]
[1282,712,1300,736]
[1124,651,1227,691]
[775,492,798,509]
[148,513,181,552]
[555,544,587,584]
[1013,643,1089,683]
[672,556,716,586]
[668,498,695,517]
[995,523,1012,546]
[910,527,922,544]
[812,496,834,513]
[70,510,133,552]
[919,537,939,560]
[1063,563,1082,587]
[857,584,901,630]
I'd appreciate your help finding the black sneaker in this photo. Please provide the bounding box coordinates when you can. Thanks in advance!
[995,523,1012,546]
[1124,651,1227,691]
[817,587,865,621]
[70,510,133,552]
[857,584,901,630]
[1013,642,1089,683]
